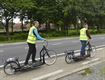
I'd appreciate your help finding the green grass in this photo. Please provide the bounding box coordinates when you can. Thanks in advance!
[100,67,105,76]
[80,68,93,76]
[0,40,26,43]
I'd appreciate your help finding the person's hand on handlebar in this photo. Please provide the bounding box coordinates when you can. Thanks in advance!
[44,39,46,41]
[87,39,92,47]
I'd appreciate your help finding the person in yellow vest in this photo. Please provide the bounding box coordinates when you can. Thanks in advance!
[24,21,45,65]
[80,23,91,56]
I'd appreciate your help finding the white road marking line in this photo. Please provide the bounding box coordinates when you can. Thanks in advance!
[91,58,100,62]
[0,65,4,68]
[0,50,4,53]
[82,61,90,65]
[0,44,4,46]
[52,43,62,45]
[75,53,80,56]
[32,69,63,80]
[57,53,65,56]
[75,50,80,52]
[25,47,28,49]
[97,48,104,50]
[97,45,105,48]
[82,58,100,65]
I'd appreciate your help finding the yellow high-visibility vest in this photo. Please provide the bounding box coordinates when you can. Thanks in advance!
[27,26,36,44]
[80,28,88,40]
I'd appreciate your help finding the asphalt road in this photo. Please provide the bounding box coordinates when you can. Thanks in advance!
[0,34,105,65]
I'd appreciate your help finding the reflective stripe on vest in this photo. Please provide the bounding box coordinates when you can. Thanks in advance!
[27,26,36,44]
[80,28,88,40]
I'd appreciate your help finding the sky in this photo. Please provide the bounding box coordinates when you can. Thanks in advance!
[2,17,29,24]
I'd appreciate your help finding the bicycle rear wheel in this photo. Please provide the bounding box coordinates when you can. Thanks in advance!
[44,50,57,65]
[4,61,19,75]
[65,54,73,64]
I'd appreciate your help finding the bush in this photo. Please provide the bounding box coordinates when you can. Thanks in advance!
[0,35,8,41]
[11,33,28,40]
[0,29,105,42]
[89,29,105,34]
[40,30,66,38]
[68,30,79,36]
[0,32,28,42]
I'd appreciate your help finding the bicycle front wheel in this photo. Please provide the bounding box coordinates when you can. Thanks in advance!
[86,45,96,58]
[90,45,96,57]
[44,50,57,65]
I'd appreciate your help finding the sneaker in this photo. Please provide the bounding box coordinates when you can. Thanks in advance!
[32,60,39,63]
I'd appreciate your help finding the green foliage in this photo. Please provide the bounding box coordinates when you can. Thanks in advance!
[57,20,64,27]
[10,33,28,40]
[89,29,105,34]
[100,67,105,77]
[80,68,93,76]
[0,29,105,42]
[1,0,105,38]
[0,35,8,41]
[0,33,28,42]
[40,30,66,38]
[68,30,79,36]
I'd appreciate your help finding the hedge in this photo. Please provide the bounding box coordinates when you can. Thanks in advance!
[0,29,105,42]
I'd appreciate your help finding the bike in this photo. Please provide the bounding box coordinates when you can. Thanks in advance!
[4,40,57,75]
[65,41,96,64]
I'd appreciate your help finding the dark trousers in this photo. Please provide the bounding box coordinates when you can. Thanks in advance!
[80,40,87,56]
[24,43,36,65]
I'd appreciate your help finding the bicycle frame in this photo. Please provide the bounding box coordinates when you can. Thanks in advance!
[86,41,91,47]
[86,41,93,53]
[39,45,48,63]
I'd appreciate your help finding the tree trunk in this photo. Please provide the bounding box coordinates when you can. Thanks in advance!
[5,19,10,40]
[64,21,69,36]
[21,17,24,32]
[11,18,14,33]
[46,21,50,31]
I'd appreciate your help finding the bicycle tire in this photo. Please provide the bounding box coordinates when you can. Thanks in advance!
[44,50,57,65]
[65,54,73,64]
[4,61,19,75]
[90,45,96,57]
[86,45,96,58]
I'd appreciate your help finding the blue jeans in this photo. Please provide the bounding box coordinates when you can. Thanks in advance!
[80,40,87,56]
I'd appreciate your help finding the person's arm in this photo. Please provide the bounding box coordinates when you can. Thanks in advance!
[86,30,91,39]
[33,29,44,40]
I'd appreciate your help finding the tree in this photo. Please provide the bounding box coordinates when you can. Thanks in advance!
[0,0,35,39]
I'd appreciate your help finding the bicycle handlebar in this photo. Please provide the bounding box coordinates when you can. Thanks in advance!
[42,40,48,47]
[86,40,92,47]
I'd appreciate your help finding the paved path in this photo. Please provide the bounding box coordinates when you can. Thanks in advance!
[0,47,105,80]
[58,60,105,80]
